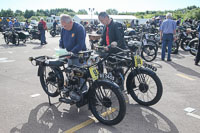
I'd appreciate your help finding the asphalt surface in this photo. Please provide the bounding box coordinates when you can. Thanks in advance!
[0,32,200,133]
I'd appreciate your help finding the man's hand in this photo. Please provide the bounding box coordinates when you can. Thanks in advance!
[66,56,71,59]
[173,36,177,42]
[104,46,109,51]
[160,37,162,43]
[111,41,117,47]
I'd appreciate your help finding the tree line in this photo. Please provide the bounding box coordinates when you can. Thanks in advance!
[0,5,199,22]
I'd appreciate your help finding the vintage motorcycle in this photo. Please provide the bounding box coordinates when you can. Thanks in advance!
[94,42,163,106]
[50,27,61,37]
[2,28,20,46]
[29,50,126,125]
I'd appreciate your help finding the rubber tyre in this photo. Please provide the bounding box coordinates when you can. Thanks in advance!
[126,68,163,106]
[189,40,198,56]
[141,44,157,62]
[180,38,191,51]
[4,36,9,45]
[39,66,64,97]
[89,80,126,125]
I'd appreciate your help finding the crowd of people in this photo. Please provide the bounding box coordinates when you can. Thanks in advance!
[0,12,199,65]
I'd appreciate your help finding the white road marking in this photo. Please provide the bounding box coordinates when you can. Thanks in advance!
[187,113,200,120]
[184,107,195,113]
[0,58,15,63]
[30,94,41,98]
[0,58,7,61]
[176,73,195,81]
[0,51,13,54]
[0,60,15,63]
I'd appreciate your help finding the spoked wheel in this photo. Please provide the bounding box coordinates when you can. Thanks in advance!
[126,68,163,106]
[29,34,33,40]
[141,45,157,62]
[23,39,26,44]
[15,36,20,46]
[50,31,56,37]
[89,80,126,125]
[171,40,179,54]
[181,38,191,51]
[39,66,64,97]
[4,36,9,45]
[147,40,158,52]
[189,40,198,56]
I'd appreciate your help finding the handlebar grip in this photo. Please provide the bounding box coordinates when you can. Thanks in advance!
[59,52,74,58]
[28,57,34,61]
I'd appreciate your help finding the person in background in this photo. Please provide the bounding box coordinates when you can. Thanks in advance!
[131,19,135,28]
[8,19,13,29]
[13,19,20,28]
[160,13,177,61]
[38,18,48,45]
[195,22,200,65]
[136,19,139,26]
[25,20,29,30]
[53,20,58,33]
[176,18,181,26]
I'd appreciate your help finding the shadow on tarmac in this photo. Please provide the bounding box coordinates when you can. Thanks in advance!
[10,102,179,133]
[167,61,200,78]
[10,102,91,133]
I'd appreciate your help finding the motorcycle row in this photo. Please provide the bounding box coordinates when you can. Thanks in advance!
[0,26,61,46]
[123,21,199,57]
[88,20,199,61]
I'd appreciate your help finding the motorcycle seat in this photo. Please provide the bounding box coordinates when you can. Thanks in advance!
[45,59,65,66]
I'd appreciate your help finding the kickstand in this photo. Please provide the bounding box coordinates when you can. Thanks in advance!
[48,95,52,106]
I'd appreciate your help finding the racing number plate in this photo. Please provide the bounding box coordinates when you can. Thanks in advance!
[134,56,143,67]
[89,66,99,80]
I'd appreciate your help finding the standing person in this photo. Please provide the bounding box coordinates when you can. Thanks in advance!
[176,18,181,26]
[98,11,125,52]
[131,19,135,28]
[59,14,87,101]
[38,18,48,45]
[8,19,13,29]
[25,20,29,30]
[136,19,139,26]
[13,19,20,28]
[160,13,177,61]
[53,20,58,33]
[195,22,200,65]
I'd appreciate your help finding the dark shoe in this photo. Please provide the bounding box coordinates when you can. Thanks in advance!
[195,62,198,65]
[44,42,48,44]
[161,58,165,61]
[167,59,172,61]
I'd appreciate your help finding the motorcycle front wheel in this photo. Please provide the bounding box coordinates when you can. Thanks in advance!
[89,80,126,125]
[141,44,157,62]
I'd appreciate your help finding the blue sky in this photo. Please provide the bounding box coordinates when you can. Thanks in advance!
[0,0,200,12]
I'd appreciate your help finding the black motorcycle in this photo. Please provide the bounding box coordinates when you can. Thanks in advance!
[50,27,61,37]
[29,50,126,125]
[2,28,20,46]
[28,28,41,40]
[14,27,29,44]
[95,44,163,106]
